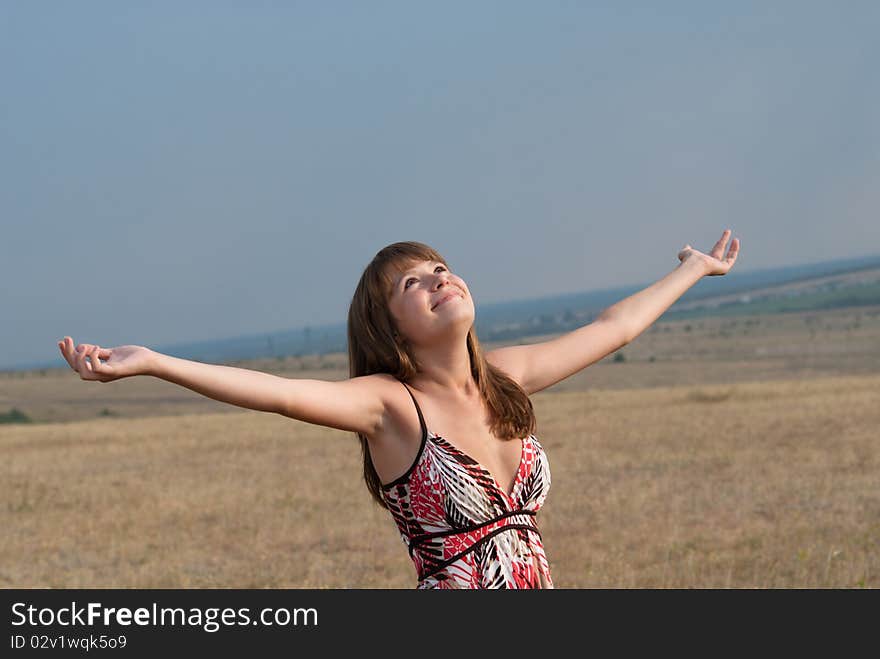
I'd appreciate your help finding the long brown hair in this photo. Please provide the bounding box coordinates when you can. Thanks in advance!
[347,241,536,508]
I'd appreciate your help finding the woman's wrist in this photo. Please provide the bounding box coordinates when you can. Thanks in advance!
[142,348,164,377]
[680,253,709,277]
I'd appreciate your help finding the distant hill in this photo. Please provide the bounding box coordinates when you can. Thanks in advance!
[11,253,880,372]
[140,252,880,364]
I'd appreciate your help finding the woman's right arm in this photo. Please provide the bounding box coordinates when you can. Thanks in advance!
[58,336,387,437]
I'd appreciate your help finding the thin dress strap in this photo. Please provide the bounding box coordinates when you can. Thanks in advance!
[401,382,427,442]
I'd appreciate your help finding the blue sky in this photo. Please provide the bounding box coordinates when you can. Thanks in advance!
[2,2,879,370]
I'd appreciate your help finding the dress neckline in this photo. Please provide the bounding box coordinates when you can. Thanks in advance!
[428,430,527,501]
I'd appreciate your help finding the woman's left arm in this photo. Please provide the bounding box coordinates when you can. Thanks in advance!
[601,229,740,343]
[486,230,740,394]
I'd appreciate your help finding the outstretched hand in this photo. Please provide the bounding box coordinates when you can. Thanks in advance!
[677,229,740,276]
[57,336,153,382]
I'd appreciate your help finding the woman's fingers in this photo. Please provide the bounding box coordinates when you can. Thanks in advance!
[74,345,86,374]
[727,237,740,263]
[710,229,731,259]
[76,344,93,376]
[58,337,115,380]
[67,339,79,370]
[58,339,73,369]
[89,345,101,373]
[59,337,91,375]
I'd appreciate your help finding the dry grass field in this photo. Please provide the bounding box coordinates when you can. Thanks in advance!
[2,305,878,588]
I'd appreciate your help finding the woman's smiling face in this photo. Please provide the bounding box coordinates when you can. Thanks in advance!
[385,258,474,345]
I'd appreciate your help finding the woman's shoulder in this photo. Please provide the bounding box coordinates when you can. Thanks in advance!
[355,373,416,437]
[365,372,411,399]
[362,374,429,485]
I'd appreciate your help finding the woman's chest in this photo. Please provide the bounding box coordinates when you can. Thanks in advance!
[427,421,524,495]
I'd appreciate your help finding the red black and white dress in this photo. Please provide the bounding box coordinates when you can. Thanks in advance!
[380,381,553,589]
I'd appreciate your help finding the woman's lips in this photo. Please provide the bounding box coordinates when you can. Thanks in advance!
[432,291,461,310]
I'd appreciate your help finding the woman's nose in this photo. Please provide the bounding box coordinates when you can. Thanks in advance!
[434,275,452,290]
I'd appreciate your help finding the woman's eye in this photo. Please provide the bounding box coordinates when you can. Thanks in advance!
[405,266,446,290]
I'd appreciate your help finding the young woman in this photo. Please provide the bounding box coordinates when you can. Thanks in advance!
[58,230,739,589]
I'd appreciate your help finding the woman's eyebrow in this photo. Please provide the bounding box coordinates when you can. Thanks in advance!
[401,261,440,276]
[397,261,442,284]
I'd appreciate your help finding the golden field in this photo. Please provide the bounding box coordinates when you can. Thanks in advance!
[2,306,878,588]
